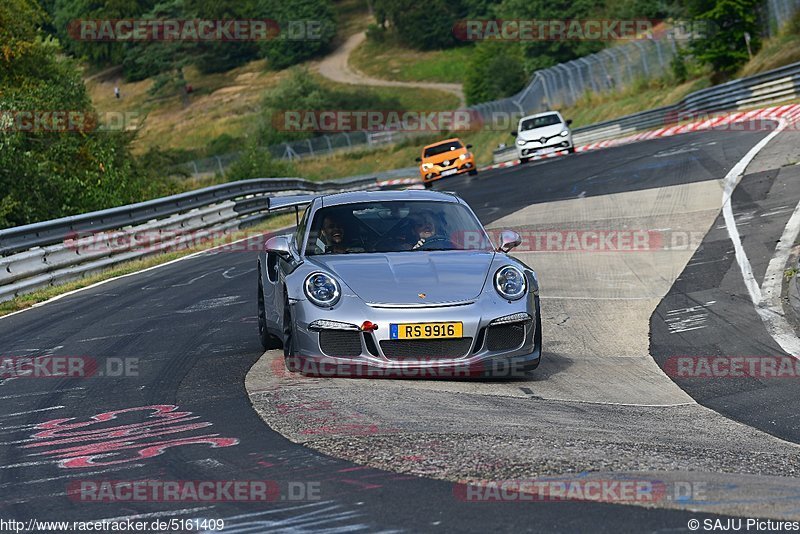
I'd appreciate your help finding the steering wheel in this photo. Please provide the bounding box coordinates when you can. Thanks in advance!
[417,236,456,250]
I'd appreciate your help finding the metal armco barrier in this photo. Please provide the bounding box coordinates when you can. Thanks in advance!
[0,175,386,302]
[492,60,800,162]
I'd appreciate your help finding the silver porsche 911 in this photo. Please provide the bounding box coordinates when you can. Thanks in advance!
[257,189,541,377]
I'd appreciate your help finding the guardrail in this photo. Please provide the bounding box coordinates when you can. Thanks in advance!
[0,175,390,302]
[492,60,800,162]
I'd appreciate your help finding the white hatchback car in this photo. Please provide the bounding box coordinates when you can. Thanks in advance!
[512,111,574,163]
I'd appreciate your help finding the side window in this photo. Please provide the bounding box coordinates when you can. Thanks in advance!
[294,207,310,253]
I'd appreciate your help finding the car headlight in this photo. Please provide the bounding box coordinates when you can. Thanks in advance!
[459,153,467,160]
[494,266,527,301]
[421,163,433,170]
[516,139,526,146]
[304,272,341,307]
[559,129,569,137]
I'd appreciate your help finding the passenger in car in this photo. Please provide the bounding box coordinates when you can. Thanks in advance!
[318,215,348,254]
[318,215,365,254]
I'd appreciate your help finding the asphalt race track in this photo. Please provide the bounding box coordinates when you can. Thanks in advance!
[2,125,799,532]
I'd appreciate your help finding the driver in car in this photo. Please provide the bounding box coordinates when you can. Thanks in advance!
[410,211,438,250]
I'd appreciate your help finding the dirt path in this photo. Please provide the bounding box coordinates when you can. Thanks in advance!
[316,32,465,107]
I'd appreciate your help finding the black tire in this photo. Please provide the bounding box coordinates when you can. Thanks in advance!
[282,292,300,372]
[423,181,433,189]
[468,169,478,176]
[567,146,575,154]
[257,270,281,350]
[519,157,530,164]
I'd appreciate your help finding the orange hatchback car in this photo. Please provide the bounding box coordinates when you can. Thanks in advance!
[416,138,477,188]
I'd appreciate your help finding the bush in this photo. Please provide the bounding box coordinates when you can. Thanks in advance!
[0,0,170,228]
[258,0,336,70]
[206,134,242,156]
[365,23,386,43]
[373,0,462,50]
[670,47,689,84]
[494,0,605,72]
[258,68,403,145]
[226,140,295,181]
[464,41,528,105]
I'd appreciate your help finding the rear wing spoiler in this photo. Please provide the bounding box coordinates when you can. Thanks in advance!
[267,194,316,225]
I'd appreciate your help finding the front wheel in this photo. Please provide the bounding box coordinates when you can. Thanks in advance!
[519,157,530,164]
[423,181,433,189]
[468,169,478,176]
[567,146,575,154]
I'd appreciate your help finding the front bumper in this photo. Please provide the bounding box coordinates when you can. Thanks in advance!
[517,139,573,158]
[287,292,541,378]
[420,159,476,182]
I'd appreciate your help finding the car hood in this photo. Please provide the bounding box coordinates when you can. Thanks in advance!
[518,123,564,142]
[308,251,495,305]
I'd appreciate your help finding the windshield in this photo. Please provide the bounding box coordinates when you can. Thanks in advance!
[305,200,493,255]
[423,140,463,157]
[520,114,562,131]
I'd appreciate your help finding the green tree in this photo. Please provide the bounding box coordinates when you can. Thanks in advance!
[0,0,165,228]
[258,0,336,69]
[496,0,605,71]
[182,0,261,74]
[464,40,527,104]
[257,68,402,145]
[225,139,295,181]
[373,0,464,50]
[53,0,157,67]
[685,0,762,78]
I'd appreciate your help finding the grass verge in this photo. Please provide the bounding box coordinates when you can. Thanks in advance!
[349,39,474,84]
[740,12,800,77]
[0,213,296,318]
[86,60,287,155]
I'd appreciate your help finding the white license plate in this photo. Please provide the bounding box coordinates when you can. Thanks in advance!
[537,147,556,155]
[441,168,458,176]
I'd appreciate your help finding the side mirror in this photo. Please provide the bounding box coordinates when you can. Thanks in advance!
[265,235,291,258]
[497,230,522,253]
[466,144,473,149]
[510,131,517,137]
[415,157,422,162]
[565,119,573,126]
